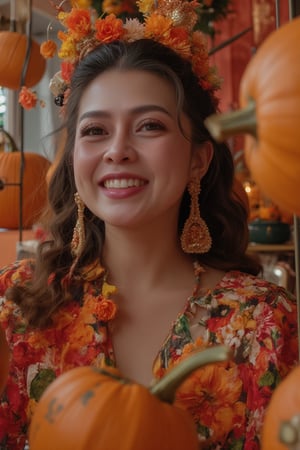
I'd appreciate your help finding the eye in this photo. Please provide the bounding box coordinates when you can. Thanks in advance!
[137,120,165,132]
[79,124,108,137]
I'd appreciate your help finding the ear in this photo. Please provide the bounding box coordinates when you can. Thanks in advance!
[189,141,214,179]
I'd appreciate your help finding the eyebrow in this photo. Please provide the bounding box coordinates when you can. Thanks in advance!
[78,105,172,123]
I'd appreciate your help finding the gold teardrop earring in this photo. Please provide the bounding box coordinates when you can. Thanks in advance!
[69,192,86,277]
[180,178,212,254]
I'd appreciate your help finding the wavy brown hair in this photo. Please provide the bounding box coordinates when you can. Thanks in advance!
[8,39,261,327]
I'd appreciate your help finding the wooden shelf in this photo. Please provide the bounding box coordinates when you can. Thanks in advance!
[247,242,295,253]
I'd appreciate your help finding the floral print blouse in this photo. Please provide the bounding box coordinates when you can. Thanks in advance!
[0,259,298,450]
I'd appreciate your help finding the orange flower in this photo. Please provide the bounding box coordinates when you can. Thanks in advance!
[18,87,38,110]
[95,14,124,43]
[163,27,191,59]
[40,40,57,59]
[65,8,92,40]
[175,362,245,442]
[95,298,117,321]
[144,14,172,40]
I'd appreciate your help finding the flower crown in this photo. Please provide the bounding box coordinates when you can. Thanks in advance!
[19,0,222,110]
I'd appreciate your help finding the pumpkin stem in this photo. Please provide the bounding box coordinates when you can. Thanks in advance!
[150,345,232,403]
[204,98,257,142]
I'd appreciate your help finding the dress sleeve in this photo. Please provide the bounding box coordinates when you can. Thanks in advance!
[241,283,298,450]
[0,261,33,450]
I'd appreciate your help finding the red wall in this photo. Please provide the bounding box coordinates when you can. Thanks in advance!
[210,0,291,113]
[208,0,292,156]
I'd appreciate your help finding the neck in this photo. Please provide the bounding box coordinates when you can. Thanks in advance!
[102,222,194,290]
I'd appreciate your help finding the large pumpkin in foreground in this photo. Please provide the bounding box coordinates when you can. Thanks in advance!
[29,346,231,450]
[204,16,300,216]
[262,365,300,450]
[0,31,46,90]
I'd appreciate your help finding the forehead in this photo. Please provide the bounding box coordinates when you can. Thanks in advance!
[78,69,178,114]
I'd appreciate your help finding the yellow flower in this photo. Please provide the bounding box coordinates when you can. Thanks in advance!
[58,37,78,61]
[102,281,117,297]
[136,0,155,15]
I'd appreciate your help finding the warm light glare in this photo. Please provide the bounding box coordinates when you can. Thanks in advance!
[243,182,252,194]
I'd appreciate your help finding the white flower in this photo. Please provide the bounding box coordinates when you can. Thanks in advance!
[123,18,145,42]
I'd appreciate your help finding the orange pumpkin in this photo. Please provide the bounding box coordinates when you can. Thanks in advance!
[204,16,300,216]
[0,326,9,395]
[29,346,231,450]
[0,135,51,228]
[0,31,46,90]
[262,365,300,450]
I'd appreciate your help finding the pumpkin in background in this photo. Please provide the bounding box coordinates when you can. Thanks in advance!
[0,32,46,90]
[0,326,9,395]
[0,131,51,229]
[204,16,300,216]
[262,365,300,450]
[29,346,231,450]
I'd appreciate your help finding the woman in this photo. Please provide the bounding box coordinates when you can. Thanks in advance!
[0,2,298,449]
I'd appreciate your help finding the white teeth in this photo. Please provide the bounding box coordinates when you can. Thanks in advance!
[104,178,145,189]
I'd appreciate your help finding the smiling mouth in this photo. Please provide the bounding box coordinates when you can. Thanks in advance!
[103,178,146,189]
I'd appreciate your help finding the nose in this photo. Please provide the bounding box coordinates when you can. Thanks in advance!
[103,128,136,164]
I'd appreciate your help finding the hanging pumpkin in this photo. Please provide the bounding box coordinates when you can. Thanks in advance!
[204,16,300,216]
[0,326,9,395]
[29,346,231,450]
[0,31,46,90]
[262,365,300,450]
[0,130,51,229]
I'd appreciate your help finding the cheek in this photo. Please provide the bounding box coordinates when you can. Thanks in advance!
[73,143,98,181]
[164,138,192,174]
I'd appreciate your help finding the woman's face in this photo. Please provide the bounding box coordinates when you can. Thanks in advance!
[73,69,198,229]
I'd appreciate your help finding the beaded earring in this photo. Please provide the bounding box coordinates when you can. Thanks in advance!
[180,178,212,254]
[69,192,86,277]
